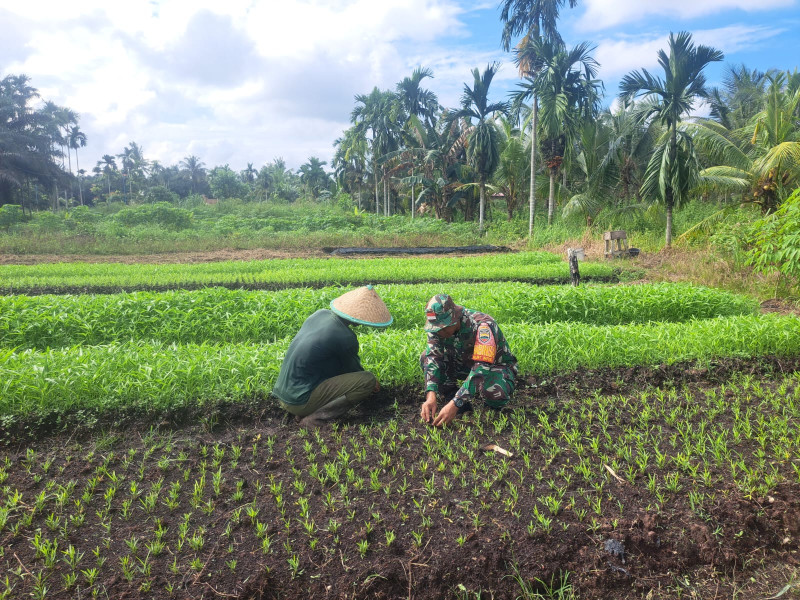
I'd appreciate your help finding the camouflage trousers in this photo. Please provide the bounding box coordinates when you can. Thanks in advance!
[419,352,516,408]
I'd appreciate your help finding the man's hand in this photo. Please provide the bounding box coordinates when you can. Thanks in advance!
[433,400,458,427]
[420,391,437,423]
[373,380,381,393]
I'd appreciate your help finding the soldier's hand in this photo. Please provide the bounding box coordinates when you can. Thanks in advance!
[421,392,437,424]
[373,380,381,393]
[433,400,458,427]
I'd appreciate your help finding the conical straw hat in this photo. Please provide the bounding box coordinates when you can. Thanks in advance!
[330,285,393,327]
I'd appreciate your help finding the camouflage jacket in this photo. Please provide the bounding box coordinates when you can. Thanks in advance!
[422,308,517,403]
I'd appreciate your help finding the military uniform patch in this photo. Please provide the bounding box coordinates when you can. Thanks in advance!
[472,323,496,363]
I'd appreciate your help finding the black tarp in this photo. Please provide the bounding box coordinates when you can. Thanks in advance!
[323,245,511,256]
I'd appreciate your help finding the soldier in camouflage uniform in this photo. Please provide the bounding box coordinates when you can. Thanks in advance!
[420,294,517,426]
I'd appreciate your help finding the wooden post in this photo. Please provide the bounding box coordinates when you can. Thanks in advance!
[568,250,580,286]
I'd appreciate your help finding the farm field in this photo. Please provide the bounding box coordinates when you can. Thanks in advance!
[1,252,799,599]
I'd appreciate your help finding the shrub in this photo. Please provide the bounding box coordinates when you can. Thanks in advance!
[63,206,101,234]
[0,204,24,230]
[746,187,800,286]
[144,186,179,204]
[112,202,193,231]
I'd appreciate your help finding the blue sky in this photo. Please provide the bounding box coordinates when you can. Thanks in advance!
[1,0,798,173]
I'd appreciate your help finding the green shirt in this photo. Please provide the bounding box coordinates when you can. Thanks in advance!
[272,309,363,405]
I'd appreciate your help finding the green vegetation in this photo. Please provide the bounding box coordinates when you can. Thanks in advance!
[2,314,798,424]
[0,251,623,294]
[0,283,757,350]
[2,370,798,597]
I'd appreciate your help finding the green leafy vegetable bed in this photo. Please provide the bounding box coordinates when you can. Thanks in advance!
[0,283,757,350]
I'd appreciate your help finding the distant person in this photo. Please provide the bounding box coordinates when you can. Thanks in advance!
[272,285,392,428]
[420,294,517,427]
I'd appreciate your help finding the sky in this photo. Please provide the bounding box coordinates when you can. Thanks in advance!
[1,0,798,174]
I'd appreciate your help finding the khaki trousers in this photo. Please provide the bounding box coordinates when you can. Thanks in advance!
[279,371,377,417]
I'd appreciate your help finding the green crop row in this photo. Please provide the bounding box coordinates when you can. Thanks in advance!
[2,314,798,422]
[0,252,618,294]
[0,283,758,350]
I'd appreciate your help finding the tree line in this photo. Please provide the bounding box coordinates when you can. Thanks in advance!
[0,76,334,211]
[3,0,798,248]
[333,0,799,245]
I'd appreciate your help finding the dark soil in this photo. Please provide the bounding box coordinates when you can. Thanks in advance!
[2,356,799,599]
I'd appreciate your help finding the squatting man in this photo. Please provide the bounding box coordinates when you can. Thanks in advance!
[272,285,392,427]
[420,294,518,426]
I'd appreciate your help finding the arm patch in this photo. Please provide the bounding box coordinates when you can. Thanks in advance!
[472,323,496,363]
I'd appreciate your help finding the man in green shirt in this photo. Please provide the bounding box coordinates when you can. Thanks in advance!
[272,285,392,428]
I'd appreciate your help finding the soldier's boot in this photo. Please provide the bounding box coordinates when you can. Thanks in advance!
[299,395,351,429]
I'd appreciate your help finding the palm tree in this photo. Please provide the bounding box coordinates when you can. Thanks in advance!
[395,68,440,216]
[520,39,601,225]
[180,155,205,195]
[500,0,577,50]
[68,125,87,205]
[501,0,580,237]
[0,75,63,209]
[491,115,529,220]
[97,154,117,198]
[333,127,368,209]
[564,102,657,223]
[352,88,400,215]
[299,157,331,200]
[689,71,800,215]
[257,166,273,202]
[446,63,510,232]
[241,162,257,185]
[620,31,723,247]
[398,115,469,221]
[396,67,440,127]
[708,64,772,130]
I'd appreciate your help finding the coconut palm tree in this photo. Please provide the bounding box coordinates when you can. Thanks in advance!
[689,71,800,215]
[352,87,401,215]
[446,63,510,232]
[564,103,657,223]
[490,115,529,220]
[241,163,257,185]
[299,157,331,200]
[619,31,723,247]
[180,155,206,195]
[708,63,772,130]
[520,39,601,225]
[501,0,580,237]
[97,154,117,198]
[395,68,440,216]
[68,125,87,205]
[333,127,369,209]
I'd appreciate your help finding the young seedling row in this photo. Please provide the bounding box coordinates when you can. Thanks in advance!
[0,252,617,294]
[0,370,798,598]
[1,314,799,429]
[0,282,758,350]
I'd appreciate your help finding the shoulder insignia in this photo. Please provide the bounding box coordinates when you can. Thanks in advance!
[472,323,496,363]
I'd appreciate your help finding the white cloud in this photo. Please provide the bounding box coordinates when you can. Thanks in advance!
[594,25,784,80]
[576,0,795,30]
[2,0,497,171]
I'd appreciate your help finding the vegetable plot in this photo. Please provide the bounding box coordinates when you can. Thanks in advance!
[0,252,617,294]
[0,283,758,350]
[2,314,798,425]
[0,368,798,599]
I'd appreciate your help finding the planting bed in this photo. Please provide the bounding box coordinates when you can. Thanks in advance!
[0,252,619,295]
[0,358,799,599]
[2,252,800,599]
